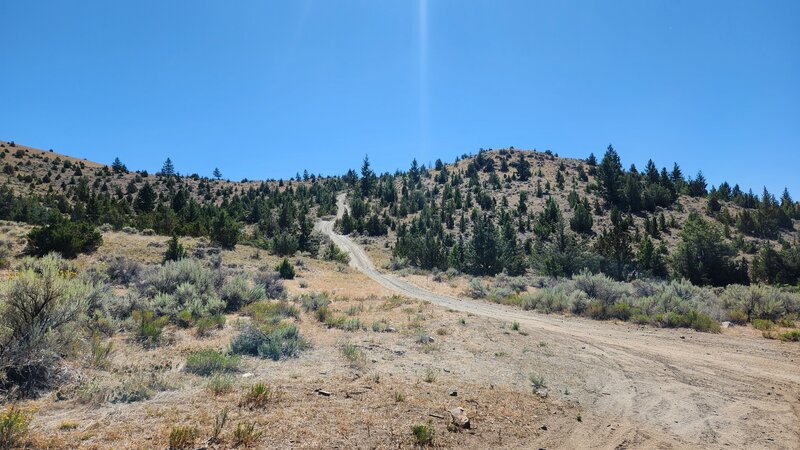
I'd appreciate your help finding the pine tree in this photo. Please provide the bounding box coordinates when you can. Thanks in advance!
[596,145,624,207]
[360,155,375,197]
[595,208,633,280]
[135,181,156,213]
[163,235,186,263]
[111,157,127,174]
[512,153,532,181]
[161,158,175,177]
[466,213,501,275]
[570,202,594,234]
[213,167,222,180]
[276,258,296,279]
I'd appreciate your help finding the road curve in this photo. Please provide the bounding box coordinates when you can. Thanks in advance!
[318,193,800,449]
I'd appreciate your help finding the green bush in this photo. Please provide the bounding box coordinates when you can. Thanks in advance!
[778,330,800,342]
[144,259,224,320]
[195,314,226,337]
[276,258,295,280]
[412,423,434,446]
[221,275,265,312]
[132,310,170,348]
[163,235,186,263]
[26,220,102,258]
[184,349,240,376]
[0,405,30,448]
[239,383,281,409]
[229,324,307,361]
[168,426,198,450]
[254,270,287,299]
[0,254,90,394]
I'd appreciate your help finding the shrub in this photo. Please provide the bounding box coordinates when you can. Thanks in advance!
[163,235,186,263]
[751,319,774,331]
[144,259,225,320]
[229,324,307,361]
[184,349,240,376]
[195,314,226,337]
[233,421,263,447]
[221,275,265,312]
[529,373,547,389]
[26,221,102,258]
[276,258,295,280]
[412,424,434,446]
[88,334,114,369]
[0,254,90,395]
[105,255,142,286]
[571,271,627,307]
[341,343,366,368]
[521,287,568,313]
[300,292,330,313]
[722,284,787,322]
[245,301,300,322]
[778,330,800,342]
[254,270,287,299]
[467,278,488,299]
[240,383,281,409]
[168,426,198,450]
[132,310,170,348]
[0,405,30,448]
[322,242,350,264]
[207,374,235,395]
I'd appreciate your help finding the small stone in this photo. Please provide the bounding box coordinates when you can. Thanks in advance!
[448,407,470,429]
[540,425,548,431]
[448,388,458,396]
[535,388,549,398]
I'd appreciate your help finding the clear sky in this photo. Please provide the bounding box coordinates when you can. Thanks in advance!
[1,1,798,196]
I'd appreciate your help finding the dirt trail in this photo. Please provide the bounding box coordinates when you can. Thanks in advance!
[319,194,800,449]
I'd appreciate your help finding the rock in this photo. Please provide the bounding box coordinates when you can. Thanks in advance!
[448,388,458,397]
[540,424,548,431]
[721,321,733,328]
[315,389,331,396]
[448,407,470,429]
[535,388,549,398]
[241,373,254,378]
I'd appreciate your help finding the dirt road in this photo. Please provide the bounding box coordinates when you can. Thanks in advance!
[318,194,800,449]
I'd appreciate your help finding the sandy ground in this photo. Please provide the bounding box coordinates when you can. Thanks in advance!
[318,194,800,449]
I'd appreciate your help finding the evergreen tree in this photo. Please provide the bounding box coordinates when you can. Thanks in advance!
[135,181,156,213]
[466,213,501,275]
[111,157,127,174]
[671,212,747,286]
[213,167,222,180]
[276,258,296,279]
[595,208,633,280]
[512,153,532,181]
[161,158,175,177]
[637,236,667,278]
[360,155,375,197]
[531,219,592,277]
[596,145,624,207]
[163,235,186,263]
[570,201,594,234]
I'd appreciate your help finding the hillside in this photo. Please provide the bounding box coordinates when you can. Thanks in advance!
[2,140,799,287]
[1,141,800,449]
[336,147,799,287]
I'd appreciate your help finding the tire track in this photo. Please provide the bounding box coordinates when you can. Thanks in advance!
[318,193,800,449]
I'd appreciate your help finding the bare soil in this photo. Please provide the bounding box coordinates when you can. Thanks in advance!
[318,194,800,449]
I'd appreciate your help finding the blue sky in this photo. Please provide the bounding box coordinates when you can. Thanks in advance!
[1,1,798,196]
